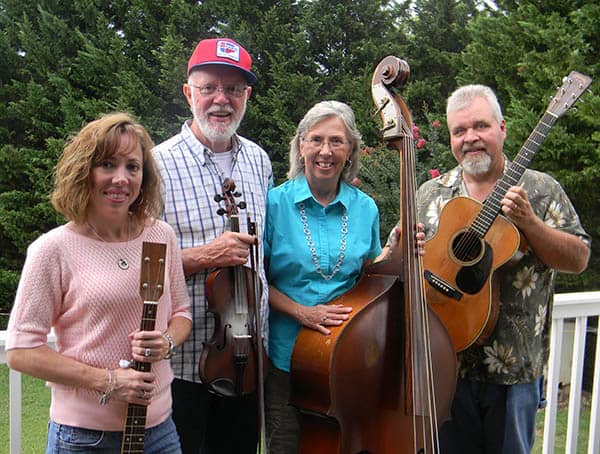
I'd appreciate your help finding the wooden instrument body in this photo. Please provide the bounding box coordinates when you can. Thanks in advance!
[200,265,265,396]
[291,271,456,453]
[423,196,520,351]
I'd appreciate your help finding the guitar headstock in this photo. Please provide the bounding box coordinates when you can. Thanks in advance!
[547,71,593,118]
[139,242,166,302]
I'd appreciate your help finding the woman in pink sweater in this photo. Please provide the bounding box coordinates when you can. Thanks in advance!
[6,112,192,453]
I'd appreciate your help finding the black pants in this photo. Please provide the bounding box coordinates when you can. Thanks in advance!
[171,378,259,454]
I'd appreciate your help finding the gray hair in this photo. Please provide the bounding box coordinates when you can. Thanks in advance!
[446,84,504,123]
[287,100,362,182]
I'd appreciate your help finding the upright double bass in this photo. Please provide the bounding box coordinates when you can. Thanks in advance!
[290,57,456,453]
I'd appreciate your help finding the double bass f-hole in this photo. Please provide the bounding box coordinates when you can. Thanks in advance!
[199,178,264,397]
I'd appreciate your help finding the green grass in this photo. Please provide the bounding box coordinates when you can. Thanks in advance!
[0,364,592,453]
[1,365,50,453]
[533,397,592,454]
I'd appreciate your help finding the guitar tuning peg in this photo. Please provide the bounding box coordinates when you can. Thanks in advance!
[214,194,224,202]
[216,208,226,215]
[238,201,247,209]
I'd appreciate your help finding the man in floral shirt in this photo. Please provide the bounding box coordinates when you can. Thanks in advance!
[387,84,590,453]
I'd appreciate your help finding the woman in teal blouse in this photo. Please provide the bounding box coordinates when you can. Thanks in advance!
[264,100,381,453]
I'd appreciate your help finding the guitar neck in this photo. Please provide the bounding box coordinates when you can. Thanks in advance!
[472,111,558,237]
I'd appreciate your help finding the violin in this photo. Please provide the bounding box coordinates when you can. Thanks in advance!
[198,178,267,397]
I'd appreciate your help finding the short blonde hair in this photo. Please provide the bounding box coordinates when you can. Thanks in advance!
[51,112,162,224]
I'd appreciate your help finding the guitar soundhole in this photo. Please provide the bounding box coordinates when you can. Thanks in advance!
[451,231,482,263]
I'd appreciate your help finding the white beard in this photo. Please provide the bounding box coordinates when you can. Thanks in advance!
[192,101,246,143]
[461,152,492,176]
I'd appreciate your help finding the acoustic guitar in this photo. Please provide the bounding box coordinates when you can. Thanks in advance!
[423,71,592,352]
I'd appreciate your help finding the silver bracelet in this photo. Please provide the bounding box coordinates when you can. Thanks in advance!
[99,369,116,405]
[163,333,175,359]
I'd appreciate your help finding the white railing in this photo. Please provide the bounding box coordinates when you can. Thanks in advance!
[2,292,600,453]
[0,329,56,454]
[543,292,600,454]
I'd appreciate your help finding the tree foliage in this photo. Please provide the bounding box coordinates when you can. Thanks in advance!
[0,0,598,324]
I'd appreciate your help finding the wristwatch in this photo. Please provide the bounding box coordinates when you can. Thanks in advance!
[163,333,176,359]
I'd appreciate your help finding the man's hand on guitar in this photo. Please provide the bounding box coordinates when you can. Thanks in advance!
[501,186,536,228]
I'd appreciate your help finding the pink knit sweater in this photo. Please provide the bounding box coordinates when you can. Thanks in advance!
[6,219,191,430]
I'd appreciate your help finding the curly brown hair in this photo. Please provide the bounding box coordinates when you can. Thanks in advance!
[51,112,162,224]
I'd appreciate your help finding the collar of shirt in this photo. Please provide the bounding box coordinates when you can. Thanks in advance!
[291,174,351,210]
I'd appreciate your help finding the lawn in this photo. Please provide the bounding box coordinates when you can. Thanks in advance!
[0,364,592,453]
[1,365,51,453]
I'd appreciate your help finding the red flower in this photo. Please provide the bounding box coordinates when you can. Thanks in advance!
[429,168,441,178]
[416,138,426,149]
[412,124,420,140]
[351,177,361,187]
[431,119,441,129]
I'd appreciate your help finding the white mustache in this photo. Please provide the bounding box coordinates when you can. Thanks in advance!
[206,105,234,115]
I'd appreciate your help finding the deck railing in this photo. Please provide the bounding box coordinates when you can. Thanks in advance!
[2,291,600,453]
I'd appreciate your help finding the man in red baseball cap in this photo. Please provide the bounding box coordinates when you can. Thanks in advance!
[153,37,272,454]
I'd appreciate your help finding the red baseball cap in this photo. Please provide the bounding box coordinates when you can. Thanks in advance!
[187,38,257,85]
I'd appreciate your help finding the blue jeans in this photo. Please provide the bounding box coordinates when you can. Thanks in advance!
[46,416,181,453]
[439,377,541,454]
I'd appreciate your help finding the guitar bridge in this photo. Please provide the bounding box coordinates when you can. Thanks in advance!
[424,270,463,301]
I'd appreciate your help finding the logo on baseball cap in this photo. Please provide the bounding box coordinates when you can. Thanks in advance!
[187,38,257,85]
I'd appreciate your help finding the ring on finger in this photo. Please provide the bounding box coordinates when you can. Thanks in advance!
[144,347,152,357]
[321,316,327,322]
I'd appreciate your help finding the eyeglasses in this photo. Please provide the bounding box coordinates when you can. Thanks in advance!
[302,136,349,150]
[188,83,248,98]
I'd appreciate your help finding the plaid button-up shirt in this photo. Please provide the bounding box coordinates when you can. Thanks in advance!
[153,121,273,382]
